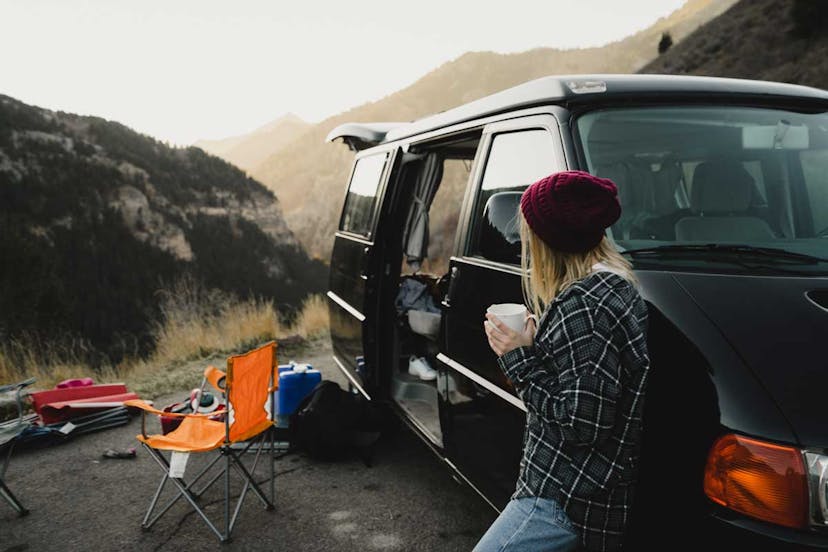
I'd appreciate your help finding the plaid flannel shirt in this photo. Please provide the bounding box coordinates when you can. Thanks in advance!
[497,270,649,552]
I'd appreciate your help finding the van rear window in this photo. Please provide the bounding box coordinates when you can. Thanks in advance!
[340,153,387,237]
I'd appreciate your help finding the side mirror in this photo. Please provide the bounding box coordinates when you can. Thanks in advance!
[479,192,522,264]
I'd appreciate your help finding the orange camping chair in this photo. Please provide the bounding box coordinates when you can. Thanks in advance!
[125,341,278,542]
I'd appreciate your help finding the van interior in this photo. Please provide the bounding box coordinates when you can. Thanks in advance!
[384,131,482,446]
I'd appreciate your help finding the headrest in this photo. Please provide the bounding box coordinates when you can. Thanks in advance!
[691,160,754,214]
[479,192,521,263]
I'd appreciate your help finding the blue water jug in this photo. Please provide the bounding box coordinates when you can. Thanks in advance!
[277,363,321,426]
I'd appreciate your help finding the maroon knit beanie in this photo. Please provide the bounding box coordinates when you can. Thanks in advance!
[520,170,621,253]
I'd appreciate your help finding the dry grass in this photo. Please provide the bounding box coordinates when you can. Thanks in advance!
[150,278,285,366]
[291,293,329,340]
[0,336,119,390]
[0,278,329,397]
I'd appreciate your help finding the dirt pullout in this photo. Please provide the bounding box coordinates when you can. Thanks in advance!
[2,335,495,551]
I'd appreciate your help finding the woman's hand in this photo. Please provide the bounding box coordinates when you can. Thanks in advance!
[484,313,536,357]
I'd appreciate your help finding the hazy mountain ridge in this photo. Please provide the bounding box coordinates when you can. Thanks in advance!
[195,113,310,171]
[641,0,828,91]
[239,0,737,260]
[0,95,326,362]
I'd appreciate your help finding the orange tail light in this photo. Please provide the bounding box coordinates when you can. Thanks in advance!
[704,434,808,529]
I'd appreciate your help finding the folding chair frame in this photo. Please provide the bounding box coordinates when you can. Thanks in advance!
[139,431,275,542]
[133,343,277,542]
[0,377,35,517]
[1,440,28,517]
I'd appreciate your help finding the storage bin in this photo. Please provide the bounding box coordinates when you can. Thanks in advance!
[277,363,321,425]
[408,309,441,339]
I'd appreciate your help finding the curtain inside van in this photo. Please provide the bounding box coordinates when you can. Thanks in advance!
[403,153,443,271]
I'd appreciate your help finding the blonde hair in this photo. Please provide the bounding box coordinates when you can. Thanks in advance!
[519,213,637,318]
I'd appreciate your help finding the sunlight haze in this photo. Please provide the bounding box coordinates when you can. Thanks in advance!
[0,0,686,144]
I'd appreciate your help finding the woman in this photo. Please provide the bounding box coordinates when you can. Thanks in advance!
[476,170,650,552]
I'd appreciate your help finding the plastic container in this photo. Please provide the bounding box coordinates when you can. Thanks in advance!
[277,363,321,426]
[408,309,441,339]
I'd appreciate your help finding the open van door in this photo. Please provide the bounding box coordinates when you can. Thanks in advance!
[439,115,568,507]
[327,149,393,398]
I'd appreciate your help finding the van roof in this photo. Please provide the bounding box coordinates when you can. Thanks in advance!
[328,74,828,148]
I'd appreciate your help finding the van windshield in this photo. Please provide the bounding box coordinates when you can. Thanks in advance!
[576,106,828,274]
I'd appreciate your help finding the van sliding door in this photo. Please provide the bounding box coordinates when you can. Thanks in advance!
[439,115,567,509]
[328,149,392,398]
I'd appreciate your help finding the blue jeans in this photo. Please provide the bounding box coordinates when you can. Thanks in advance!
[473,496,579,552]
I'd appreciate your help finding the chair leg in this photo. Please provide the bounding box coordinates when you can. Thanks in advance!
[140,445,225,541]
[224,449,231,542]
[0,478,28,516]
[0,441,28,516]
[228,436,273,509]
[270,427,275,505]
[142,471,169,529]
[138,437,275,543]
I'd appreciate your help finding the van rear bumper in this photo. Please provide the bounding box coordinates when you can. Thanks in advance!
[706,512,828,550]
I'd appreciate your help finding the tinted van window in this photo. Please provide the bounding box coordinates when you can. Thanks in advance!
[577,107,828,272]
[470,130,559,263]
[340,153,387,237]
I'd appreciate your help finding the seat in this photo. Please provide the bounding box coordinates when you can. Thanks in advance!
[595,161,655,239]
[675,160,776,241]
[478,191,522,264]
[0,377,36,516]
[125,341,278,542]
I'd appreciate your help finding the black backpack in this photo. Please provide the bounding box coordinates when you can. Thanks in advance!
[288,380,389,464]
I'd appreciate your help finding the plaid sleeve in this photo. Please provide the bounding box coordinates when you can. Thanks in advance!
[498,293,622,446]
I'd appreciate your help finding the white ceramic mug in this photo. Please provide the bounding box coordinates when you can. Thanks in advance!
[486,303,528,333]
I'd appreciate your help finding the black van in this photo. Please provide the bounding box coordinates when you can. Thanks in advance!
[325,74,828,549]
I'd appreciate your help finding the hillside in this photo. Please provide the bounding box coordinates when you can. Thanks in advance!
[246,0,737,259]
[195,113,310,171]
[0,95,326,364]
[641,0,828,91]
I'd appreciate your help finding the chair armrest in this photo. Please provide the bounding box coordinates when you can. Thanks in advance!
[204,366,226,392]
[124,399,216,418]
[124,399,221,439]
[0,377,36,394]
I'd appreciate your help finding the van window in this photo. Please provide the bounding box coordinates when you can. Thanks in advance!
[340,153,388,237]
[577,106,828,273]
[411,158,471,275]
[469,130,559,263]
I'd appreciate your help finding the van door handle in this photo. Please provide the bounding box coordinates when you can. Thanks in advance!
[442,266,459,308]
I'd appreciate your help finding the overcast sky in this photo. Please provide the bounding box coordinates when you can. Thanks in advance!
[0,0,685,144]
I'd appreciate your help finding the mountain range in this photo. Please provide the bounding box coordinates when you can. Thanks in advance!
[642,0,828,90]
[194,113,310,172]
[0,95,326,363]
[196,0,738,260]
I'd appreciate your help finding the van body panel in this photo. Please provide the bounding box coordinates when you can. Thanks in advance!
[439,257,527,507]
[328,233,373,393]
[328,148,395,395]
[384,74,828,144]
[326,122,406,151]
[673,272,828,447]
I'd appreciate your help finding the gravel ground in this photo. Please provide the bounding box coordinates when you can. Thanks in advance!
[0,338,497,551]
